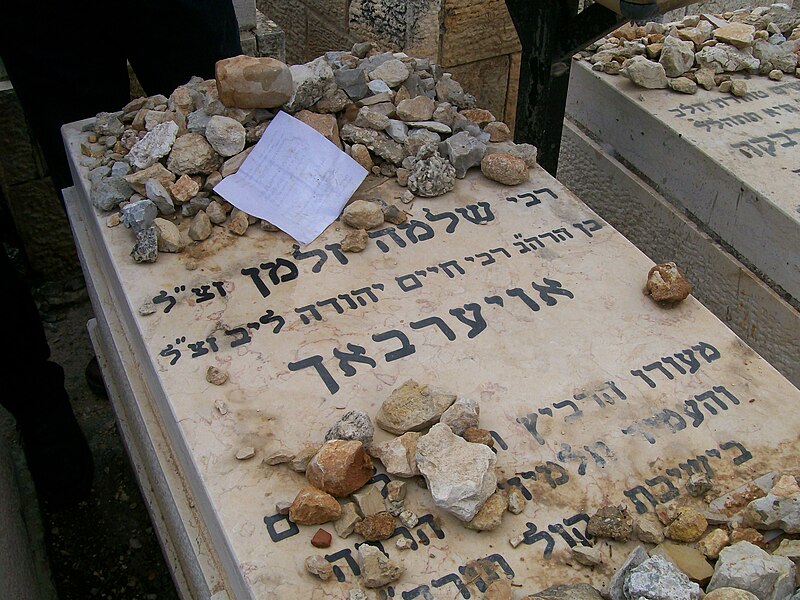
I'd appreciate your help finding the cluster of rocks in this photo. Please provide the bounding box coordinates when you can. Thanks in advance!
[578,4,800,96]
[258,380,524,590]
[82,45,537,264]
[569,471,800,600]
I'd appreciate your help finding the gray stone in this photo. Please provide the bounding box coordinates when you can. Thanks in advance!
[339,124,406,165]
[707,541,796,600]
[742,492,800,532]
[187,109,212,134]
[131,226,158,263]
[88,165,112,185]
[145,178,175,216]
[407,144,456,197]
[354,107,390,130]
[167,133,220,175]
[440,131,486,178]
[434,74,476,109]
[452,119,490,143]
[415,423,497,521]
[95,112,125,136]
[404,129,441,157]
[351,484,385,517]
[325,410,374,448]
[356,544,404,588]
[205,200,227,225]
[432,102,460,127]
[368,59,410,88]
[610,546,649,600]
[528,584,603,600]
[386,119,409,143]
[110,161,131,178]
[686,473,712,497]
[121,199,157,233]
[753,39,800,73]
[660,36,696,77]
[623,555,702,600]
[440,397,480,436]
[620,56,669,88]
[204,115,246,157]
[91,176,134,211]
[128,121,179,170]
[153,218,183,253]
[335,67,369,100]
[696,43,761,73]
[367,79,393,96]
[284,57,335,113]
[188,210,212,241]
[352,41,373,59]
[405,120,451,134]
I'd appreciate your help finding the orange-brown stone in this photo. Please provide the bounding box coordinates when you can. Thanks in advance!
[289,486,342,525]
[306,440,373,497]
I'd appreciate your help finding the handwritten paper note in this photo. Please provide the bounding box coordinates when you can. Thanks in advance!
[214,111,368,245]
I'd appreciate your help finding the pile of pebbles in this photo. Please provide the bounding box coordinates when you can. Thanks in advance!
[578,4,800,95]
[81,43,538,264]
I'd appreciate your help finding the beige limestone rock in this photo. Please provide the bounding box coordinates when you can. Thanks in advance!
[295,110,341,148]
[205,200,227,225]
[634,518,665,544]
[352,484,385,517]
[572,545,602,566]
[340,229,369,253]
[354,512,395,540]
[371,432,420,477]
[167,133,220,175]
[480,153,529,185]
[620,55,669,89]
[651,542,714,584]
[704,590,759,600]
[290,444,320,473]
[484,121,512,142]
[669,77,699,94]
[460,108,496,126]
[334,502,361,538]
[440,397,480,436]
[646,262,692,304]
[396,96,435,122]
[713,23,756,48]
[220,146,254,177]
[305,440,373,497]
[463,427,494,446]
[771,474,800,497]
[730,79,748,97]
[416,423,497,521]
[665,507,707,542]
[465,492,507,531]
[305,555,334,580]
[376,380,457,434]
[124,163,175,194]
[506,486,526,514]
[169,174,200,203]
[698,528,730,559]
[357,544,404,588]
[215,55,293,109]
[289,486,342,525]
[205,365,228,385]
[729,527,764,547]
[153,218,183,253]
[350,144,374,171]
[204,115,246,157]
[486,579,513,600]
[228,210,250,236]
[188,211,212,241]
[342,200,384,230]
[695,67,717,90]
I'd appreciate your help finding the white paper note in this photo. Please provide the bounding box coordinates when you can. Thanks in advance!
[213,111,368,245]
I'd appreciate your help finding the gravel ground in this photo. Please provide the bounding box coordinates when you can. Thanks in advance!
[37,281,179,600]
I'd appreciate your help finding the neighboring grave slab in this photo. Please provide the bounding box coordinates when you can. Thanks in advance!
[567,61,800,301]
[63,119,800,598]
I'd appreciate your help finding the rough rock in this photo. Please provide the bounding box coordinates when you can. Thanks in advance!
[773,538,800,565]
[686,473,712,497]
[634,518,665,544]
[646,262,692,303]
[311,528,332,548]
[305,555,334,580]
[169,174,200,203]
[376,380,457,434]
[480,153,529,185]
[620,55,669,88]
[340,124,406,165]
[440,398,480,436]
[772,475,800,497]
[284,57,335,113]
[220,146,253,177]
[707,541,796,600]
[369,59,410,87]
[665,507,707,542]
[698,528,730,559]
[572,545,602,566]
[440,131,486,178]
[289,486,342,525]
[434,74,476,109]
[742,492,800,532]
[609,546,649,600]
[305,440,373,497]
[704,590,759,600]
[386,119,409,143]
[398,510,417,528]
[729,527,765,547]
[335,67,369,100]
[624,555,702,600]
[95,112,125,136]
[415,423,497,521]
[486,579,513,600]
[125,163,175,194]
[205,200,227,225]
[465,492,507,531]
[295,110,341,147]
[730,79,748,97]
[371,432,420,477]
[651,542,714,583]
[669,77,698,94]
[695,67,717,90]
[407,145,456,197]
[228,210,249,235]
[215,56,293,109]
[354,512,395,540]
[352,484,385,517]
[484,122,512,143]
[325,410,374,448]
[128,121,179,169]
[340,229,368,252]
[334,502,361,538]
[167,133,220,175]
[695,43,761,73]
[265,450,293,466]
[383,204,407,225]
[404,129,441,156]
[342,200,384,230]
[121,199,158,233]
[588,505,633,541]
[205,365,228,385]
[463,427,494,446]
[753,39,799,74]
[204,115,246,157]
[145,178,175,215]
[235,447,255,460]
[714,23,757,48]
[153,218,183,253]
[506,486,526,514]
[187,210,212,241]
[528,584,603,600]
[354,106,390,130]
[92,176,134,211]
[131,227,158,263]
[485,141,538,167]
[660,36,696,77]
[357,544,404,588]
[396,96,435,122]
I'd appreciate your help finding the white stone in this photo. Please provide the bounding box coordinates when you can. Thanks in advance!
[370,432,420,477]
[623,555,702,600]
[128,121,179,170]
[440,397,480,436]
[695,43,761,73]
[415,423,497,521]
[368,59,410,87]
[620,56,669,89]
[707,542,796,600]
[204,116,246,157]
[357,544,404,588]
[660,36,696,77]
[742,492,800,532]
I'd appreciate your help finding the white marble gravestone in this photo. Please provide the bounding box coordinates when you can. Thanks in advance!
[567,61,800,302]
[63,120,800,599]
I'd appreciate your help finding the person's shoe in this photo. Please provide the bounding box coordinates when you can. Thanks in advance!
[85,356,107,398]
